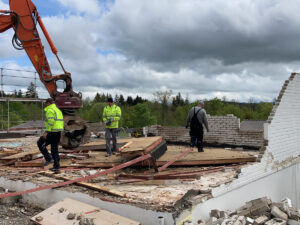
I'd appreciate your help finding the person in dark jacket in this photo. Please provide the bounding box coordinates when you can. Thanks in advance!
[186,101,209,152]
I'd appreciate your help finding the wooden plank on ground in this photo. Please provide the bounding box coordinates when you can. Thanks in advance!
[31,198,140,225]
[1,148,39,160]
[41,171,126,197]
[0,149,23,158]
[15,158,43,167]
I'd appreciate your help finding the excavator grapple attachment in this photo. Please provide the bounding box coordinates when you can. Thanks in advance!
[61,115,89,149]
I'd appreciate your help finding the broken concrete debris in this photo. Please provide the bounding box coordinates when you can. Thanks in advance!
[183,197,300,225]
[35,216,43,222]
[67,212,76,220]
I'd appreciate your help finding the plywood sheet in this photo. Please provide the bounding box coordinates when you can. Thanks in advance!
[156,147,256,166]
[31,198,140,225]
[120,136,162,153]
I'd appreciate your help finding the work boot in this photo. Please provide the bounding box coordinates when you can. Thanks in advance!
[43,159,53,167]
[105,153,111,157]
[198,148,203,152]
[49,167,61,174]
[112,151,117,155]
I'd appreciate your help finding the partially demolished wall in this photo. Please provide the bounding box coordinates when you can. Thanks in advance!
[180,73,300,223]
[147,115,264,148]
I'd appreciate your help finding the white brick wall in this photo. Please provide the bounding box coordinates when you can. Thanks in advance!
[213,73,300,197]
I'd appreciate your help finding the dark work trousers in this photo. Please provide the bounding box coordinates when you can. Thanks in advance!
[37,132,61,168]
[105,128,117,154]
[189,127,204,152]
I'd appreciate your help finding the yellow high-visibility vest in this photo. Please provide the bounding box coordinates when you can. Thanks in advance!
[44,103,64,132]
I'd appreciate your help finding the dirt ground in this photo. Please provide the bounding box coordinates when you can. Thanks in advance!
[0,188,42,225]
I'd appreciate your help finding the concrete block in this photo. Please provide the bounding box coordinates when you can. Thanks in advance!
[288,208,299,220]
[233,220,242,225]
[219,211,229,219]
[254,215,269,225]
[250,202,270,216]
[221,219,235,225]
[287,220,300,225]
[246,196,271,206]
[282,198,292,208]
[210,209,220,218]
[271,206,288,221]
[272,203,285,212]
[265,218,286,225]
[237,209,251,217]
[246,217,254,225]
[206,217,218,225]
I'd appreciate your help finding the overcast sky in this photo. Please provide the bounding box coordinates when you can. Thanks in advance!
[1,0,300,102]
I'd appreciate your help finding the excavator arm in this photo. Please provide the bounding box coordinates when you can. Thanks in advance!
[0,0,88,148]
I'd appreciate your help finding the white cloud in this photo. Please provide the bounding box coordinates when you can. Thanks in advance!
[55,0,101,16]
[1,0,299,103]
[0,0,8,9]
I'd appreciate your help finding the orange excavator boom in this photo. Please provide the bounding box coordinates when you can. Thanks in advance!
[0,1,88,148]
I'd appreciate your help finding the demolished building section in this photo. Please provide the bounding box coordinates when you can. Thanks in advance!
[0,73,298,225]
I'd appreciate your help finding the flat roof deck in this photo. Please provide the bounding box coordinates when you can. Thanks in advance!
[0,136,258,212]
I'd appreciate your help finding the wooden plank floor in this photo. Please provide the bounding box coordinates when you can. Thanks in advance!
[156,146,257,166]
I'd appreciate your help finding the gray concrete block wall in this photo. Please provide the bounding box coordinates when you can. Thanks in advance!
[147,114,264,148]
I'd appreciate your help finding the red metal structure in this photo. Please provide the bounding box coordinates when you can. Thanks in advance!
[0,0,87,148]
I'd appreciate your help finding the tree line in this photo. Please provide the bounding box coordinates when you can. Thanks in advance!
[78,91,274,128]
[0,82,38,98]
[0,89,274,129]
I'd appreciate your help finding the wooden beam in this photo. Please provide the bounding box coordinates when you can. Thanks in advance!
[158,147,193,172]
[41,171,126,198]
[118,141,133,152]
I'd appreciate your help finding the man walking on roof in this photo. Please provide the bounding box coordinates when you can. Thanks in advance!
[103,97,122,157]
[186,101,209,152]
[37,98,64,173]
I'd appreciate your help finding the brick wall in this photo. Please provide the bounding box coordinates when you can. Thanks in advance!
[212,73,300,197]
[147,114,264,148]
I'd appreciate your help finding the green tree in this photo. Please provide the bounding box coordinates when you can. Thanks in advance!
[25,82,38,98]
[93,93,102,103]
[126,96,134,106]
[87,102,107,122]
[153,90,172,125]
[119,94,125,105]
[124,103,156,128]
[206,98,224,115]
[17,89,22,98]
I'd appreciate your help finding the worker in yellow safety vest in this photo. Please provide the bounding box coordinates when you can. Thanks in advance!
[103,97,122,157]
[37,98,64,173]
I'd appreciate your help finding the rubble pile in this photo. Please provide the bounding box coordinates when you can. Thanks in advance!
[183,197,300,225]
[0,188,42,225]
